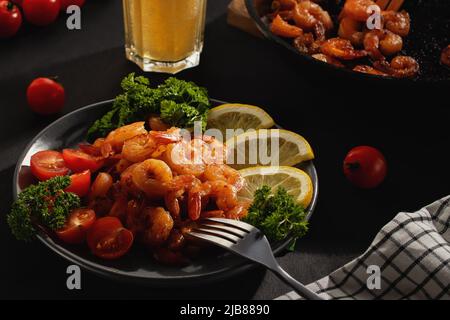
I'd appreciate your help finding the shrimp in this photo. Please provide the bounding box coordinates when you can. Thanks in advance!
[104,122,147,152]
[373,55,419,78]
[338,16,364,47]
[193,181,239,214]
[320,38,367,60]
[108,195,128,223]
[353,65,388,76]
[126,199,146,237]
[225,201,251,220]
[270,14,303,38]
[293,33,321,55]
[167,229,186,251]
[203,164,245,191]
[441,45,450,67]
[122,134,157,163]
[131,159,173,197]
[120,163,142,195]
[363,29,402,60]
[142,207,174,247]
[163,141,206,177]
[382,10,410,37]
[293,1,333,32]
[342,0,377,22]
[164,175,201,220]
[312,53,345,67]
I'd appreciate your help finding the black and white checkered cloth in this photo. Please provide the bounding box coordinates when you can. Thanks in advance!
[277,197,450,300]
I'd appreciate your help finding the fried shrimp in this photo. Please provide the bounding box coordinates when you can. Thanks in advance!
[203,164,245,191]
[364,29,403,60]
[131,159,173,197]
[342,0,377,22]
[321,38,367,60]
[293,1,333,32]
[293,33,321,55]
[105,122,147,151]
[163,140,206,177]
[164,175,201,220]
[271,14,303,38]
[122,129,181,163]
[382,10,410,37]
[338,16,364,47]
[142,207,174,247]
[373,55,419,78]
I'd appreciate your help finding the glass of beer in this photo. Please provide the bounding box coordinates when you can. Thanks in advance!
[122,0,208,74]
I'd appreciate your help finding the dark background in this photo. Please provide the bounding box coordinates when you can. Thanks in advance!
[0,0,449,299]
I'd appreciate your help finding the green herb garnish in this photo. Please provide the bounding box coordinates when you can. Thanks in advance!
[7,176,81,241]
[244,185,308,243]
[87,73,210,140]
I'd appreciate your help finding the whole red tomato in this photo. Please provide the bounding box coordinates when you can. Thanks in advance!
[22,0,60,26]
[0,1,22,38]
[60,0,84,10]
[27,77,65,115]
[343,146,387,189]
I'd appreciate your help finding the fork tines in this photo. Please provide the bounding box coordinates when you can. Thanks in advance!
[189,218,255,247]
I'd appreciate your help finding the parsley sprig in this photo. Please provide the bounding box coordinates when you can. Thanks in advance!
[7,176,80,241]
[244,186,309,243]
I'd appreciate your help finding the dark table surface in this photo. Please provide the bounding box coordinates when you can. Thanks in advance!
[1,0,449,300]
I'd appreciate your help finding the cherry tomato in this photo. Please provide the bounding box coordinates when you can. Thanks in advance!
[22,0,60,26]
[56,208,96,244]
[27,77,65,115]
[60,0,84,10]
[87,217,134,260]
[30,150,69,181]
[62,149,104,173]
[0,1,22,38]
[343,146,387,189]
[65,170,91,197]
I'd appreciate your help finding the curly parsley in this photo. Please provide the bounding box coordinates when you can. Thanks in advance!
[87,73,210,140]
[7,176,80,241]
[244,186,308,243]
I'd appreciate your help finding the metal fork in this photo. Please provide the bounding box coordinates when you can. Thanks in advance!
[188,218,324,300]
[375,0,405,11]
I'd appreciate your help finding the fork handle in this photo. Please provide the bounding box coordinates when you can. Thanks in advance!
[271,265,324,300]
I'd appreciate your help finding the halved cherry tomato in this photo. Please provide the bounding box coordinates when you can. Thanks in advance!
[65,170,91,197]
[30,150,69,181]
[343,146,387,189]
[62,149,104,173]
[87,217,134,260]
[56,208,96,244]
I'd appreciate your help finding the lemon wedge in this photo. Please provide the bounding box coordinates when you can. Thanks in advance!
[238,166,314,208]
[207,104,275,138]
[226,129,314,170]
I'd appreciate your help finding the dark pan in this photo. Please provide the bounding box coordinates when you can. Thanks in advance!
[245,0,450,85]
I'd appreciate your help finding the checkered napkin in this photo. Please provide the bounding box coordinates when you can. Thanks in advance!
[277,197,450,300]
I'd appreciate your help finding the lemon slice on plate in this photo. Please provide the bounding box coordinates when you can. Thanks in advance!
[207,104,275,138]
[226,129,314,170]
[238,166,314,208]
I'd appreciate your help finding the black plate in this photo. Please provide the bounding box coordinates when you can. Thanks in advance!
[12,99,318,286]
[245,0,450,84]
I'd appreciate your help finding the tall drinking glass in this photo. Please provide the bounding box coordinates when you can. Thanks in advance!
[122,0,207,74]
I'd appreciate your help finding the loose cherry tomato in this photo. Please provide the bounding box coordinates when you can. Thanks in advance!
[0,1,22,38]
[343,146,387,189]
[30,150,69,181]
[27,77,65,115]
[87,217,134,260]
[56,208,96,244]
[60,0,84,10]
[22,0,60,26]
[62,149,104,173]
[65,170,91,197]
